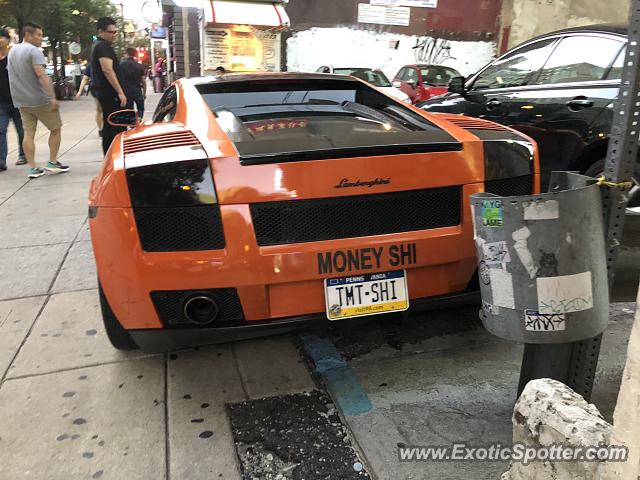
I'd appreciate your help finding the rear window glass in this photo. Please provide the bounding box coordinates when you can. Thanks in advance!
[195,79,458,162]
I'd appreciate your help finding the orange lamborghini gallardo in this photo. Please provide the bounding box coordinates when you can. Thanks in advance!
[88,73,539,352]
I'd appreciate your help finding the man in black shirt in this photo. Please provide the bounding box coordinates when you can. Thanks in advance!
[91,17,127,154]
[120,48,147,119]
[0,28,25,170]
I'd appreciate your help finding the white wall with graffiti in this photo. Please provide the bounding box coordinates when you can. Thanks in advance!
[286,27,496,79]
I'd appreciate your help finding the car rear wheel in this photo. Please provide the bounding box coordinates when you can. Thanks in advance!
[584,159,640,209]
[98,281,138,350]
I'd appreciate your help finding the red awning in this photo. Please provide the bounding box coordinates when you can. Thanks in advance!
[205,1,290,27]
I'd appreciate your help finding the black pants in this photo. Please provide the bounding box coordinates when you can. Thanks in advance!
[98,94,127,155]
[126,91,145,120]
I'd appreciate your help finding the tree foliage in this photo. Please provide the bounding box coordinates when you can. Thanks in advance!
[0,0,118,74]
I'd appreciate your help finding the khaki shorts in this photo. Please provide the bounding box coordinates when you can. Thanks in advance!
[20,104,63,136]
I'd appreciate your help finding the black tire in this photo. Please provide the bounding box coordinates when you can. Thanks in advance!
[98,282,138,350]
[584,159,640,208]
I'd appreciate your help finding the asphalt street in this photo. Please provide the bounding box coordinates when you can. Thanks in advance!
[0,95,637,480]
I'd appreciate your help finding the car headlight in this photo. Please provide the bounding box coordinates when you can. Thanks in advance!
[483,139,535,196]
[126,159,217,207]
[484,140,534,181]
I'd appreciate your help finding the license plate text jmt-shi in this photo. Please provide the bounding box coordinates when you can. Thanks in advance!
[324,270,409,320]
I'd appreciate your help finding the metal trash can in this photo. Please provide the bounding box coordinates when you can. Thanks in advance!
[470,172,609,344]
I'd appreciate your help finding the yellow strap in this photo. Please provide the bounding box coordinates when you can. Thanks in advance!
[596,176,635,189]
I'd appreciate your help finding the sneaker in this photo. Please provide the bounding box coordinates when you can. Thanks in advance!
[28,167,45,178]
[16,156,27,165]
[45,161,70,174]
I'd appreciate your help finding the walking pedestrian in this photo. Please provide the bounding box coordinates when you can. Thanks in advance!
[74,63,103,136]
[7,22,69,179]
[120,47,146,119]
[0,27,26,171]
[91,17,127,155]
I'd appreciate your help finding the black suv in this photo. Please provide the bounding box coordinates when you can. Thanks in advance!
[419,24,639,207]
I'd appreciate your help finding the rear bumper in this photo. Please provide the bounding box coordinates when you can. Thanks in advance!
[130,289,480,353]
[90,184,484,330]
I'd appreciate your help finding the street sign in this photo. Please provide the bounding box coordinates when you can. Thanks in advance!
[371,0,437,7]
[69,42,81,55]
[358,4,411,26]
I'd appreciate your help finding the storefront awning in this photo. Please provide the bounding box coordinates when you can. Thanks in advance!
[205,1,290,27]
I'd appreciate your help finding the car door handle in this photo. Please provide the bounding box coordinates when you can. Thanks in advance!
[566,98,594,109]
[485,99,502,110]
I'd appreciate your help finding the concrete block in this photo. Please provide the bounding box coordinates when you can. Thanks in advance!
[504,378,612,480]
[52,241,98,293]
[0,357,165,479]
[167,345,245,480]
[0,295,46,378]
[600,298,640,480]
[234,335,315,399]
[0,244,69,300]
[7,290,154,378]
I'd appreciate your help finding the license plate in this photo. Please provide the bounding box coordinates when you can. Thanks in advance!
[324,270,409,321]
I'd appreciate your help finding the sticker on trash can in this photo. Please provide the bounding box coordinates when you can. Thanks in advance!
[537,272,593,314]
[479,260,491,285]
[481,200,504,227]
[482,241,511,266]
[523,200,559,221]
[482,301,499,315]
[524,310,566,331]
[489,269,515,309]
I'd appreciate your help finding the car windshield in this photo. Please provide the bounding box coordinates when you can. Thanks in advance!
[333,69,393,87]
[419,66,461,86]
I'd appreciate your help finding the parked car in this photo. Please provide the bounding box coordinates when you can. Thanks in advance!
[393,64,462,104]
[316,66,411,103]
[418,24,639,207]
[89,72,539,352]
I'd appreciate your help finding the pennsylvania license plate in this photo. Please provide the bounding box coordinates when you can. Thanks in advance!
[324,270,409,321]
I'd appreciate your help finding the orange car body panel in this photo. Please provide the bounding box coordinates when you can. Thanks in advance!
[89,76,540,330]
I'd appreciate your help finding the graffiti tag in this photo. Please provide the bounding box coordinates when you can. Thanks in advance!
[524,310,566,332]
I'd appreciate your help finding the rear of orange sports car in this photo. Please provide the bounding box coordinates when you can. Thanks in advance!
[88,73,539,352]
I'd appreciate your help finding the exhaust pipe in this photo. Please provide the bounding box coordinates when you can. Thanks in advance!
[183,296,219,325]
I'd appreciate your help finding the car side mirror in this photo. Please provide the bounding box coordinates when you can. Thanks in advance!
[449,76,466,94]
[406,79,417,88]
[392,80,401,88]
[107,109,139,127]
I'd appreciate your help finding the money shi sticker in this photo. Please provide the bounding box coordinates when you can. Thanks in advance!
[481,199,504,227]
